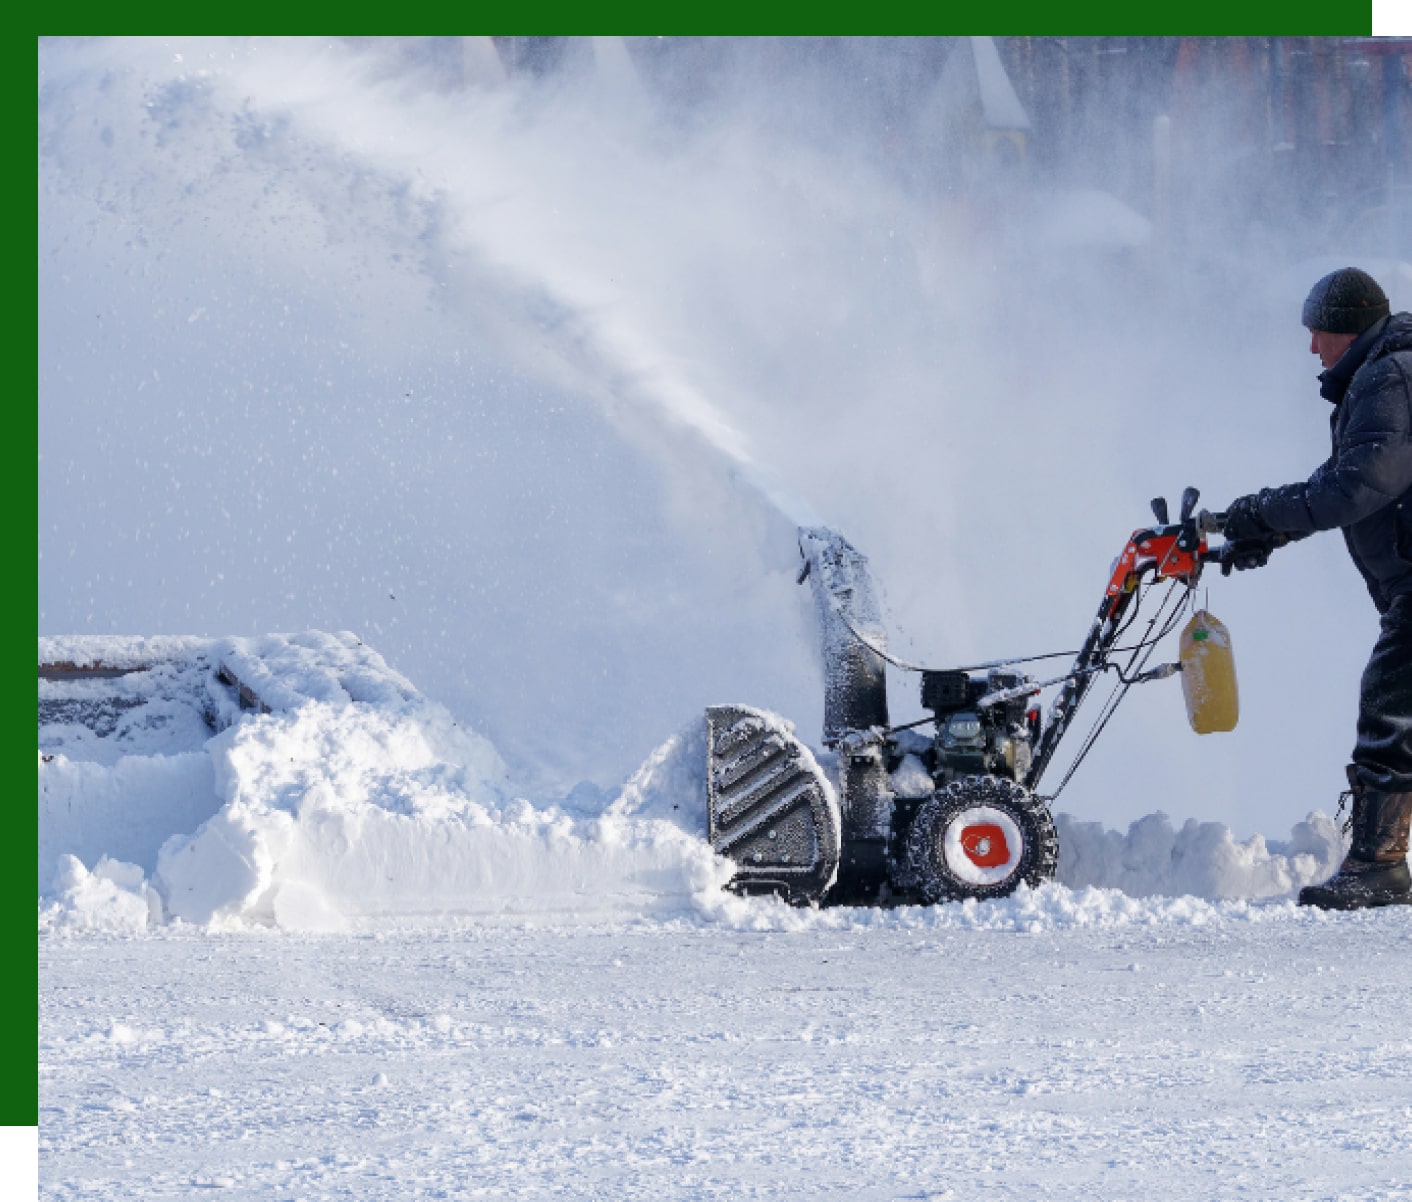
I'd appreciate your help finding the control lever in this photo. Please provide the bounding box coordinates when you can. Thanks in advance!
[1176,486,1202,552]
[1179,486,1200,522]
[1150,496,1169,525]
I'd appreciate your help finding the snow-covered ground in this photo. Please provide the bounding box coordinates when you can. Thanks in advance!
[40,910,1412,1200]
[38,633,1412,1199]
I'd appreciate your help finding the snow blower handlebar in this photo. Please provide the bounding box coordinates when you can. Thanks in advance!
[1102,491,1289,589]
[1027,489,1289,789]
[1027,488,1219,789]
[1102,488,1212,601]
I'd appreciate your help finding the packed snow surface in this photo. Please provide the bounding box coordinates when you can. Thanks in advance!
[40,913,1412,1200]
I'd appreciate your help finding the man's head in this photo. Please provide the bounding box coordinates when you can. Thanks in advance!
[1302,267,1390,367]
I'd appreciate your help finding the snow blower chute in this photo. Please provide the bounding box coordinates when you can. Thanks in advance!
[706,487,1243,906]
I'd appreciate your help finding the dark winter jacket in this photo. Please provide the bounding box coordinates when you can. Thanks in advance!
[1255,312,1412,613]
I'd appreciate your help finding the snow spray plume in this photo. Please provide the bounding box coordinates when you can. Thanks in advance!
[38,37,1409,836]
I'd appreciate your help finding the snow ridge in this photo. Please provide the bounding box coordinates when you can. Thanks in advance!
[39,636,1357,934]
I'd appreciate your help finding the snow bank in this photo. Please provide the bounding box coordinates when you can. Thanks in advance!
[605,713,709,834]
[40,637,234,884]
[155,697,727,930]
[39,633,731,931]
[1055,810,1344,901]
[39,750,218,890]
[40,855,163,934]
[37,633,1362,934]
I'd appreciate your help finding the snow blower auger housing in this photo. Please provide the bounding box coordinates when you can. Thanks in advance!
[707,487,1234,906]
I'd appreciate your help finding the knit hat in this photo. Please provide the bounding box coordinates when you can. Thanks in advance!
[1302,267,1390,334]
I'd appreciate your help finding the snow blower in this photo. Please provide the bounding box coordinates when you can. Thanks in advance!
[706,487,1243,906]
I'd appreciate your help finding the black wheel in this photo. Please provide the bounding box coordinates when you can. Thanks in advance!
[904,775,1059,903]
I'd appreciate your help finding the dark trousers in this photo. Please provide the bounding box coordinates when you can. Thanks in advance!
[1354,593,1412,792]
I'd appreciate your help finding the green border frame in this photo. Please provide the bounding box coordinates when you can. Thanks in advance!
[744,4,1377,34]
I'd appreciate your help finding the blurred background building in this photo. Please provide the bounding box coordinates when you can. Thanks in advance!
[464,36,1410,262]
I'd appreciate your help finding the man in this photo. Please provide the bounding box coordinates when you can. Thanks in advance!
[1222,266,1412,910]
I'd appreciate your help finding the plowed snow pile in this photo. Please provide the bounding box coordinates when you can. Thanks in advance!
[39,632,1350,934]
[38,632,730,933]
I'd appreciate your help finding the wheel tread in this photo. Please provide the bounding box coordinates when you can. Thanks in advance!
[903,774,1059,903]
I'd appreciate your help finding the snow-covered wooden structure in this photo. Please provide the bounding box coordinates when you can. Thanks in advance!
[927,36,1033,181]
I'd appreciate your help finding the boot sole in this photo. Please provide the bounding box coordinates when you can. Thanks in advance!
[1297,888,1412,911]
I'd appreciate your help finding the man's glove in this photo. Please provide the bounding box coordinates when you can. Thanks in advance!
[1220,539,1274,576]
[1219,493,1290,575]
[1222,494,1276,542]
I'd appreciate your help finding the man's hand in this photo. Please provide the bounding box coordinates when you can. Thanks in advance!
[1222,494,1276,542]
[1220,539,1275,576]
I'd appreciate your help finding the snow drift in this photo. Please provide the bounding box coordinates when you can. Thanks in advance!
[39,633,730,933]
[39,632,1353,934]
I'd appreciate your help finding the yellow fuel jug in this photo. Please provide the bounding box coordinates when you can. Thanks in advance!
[1180,610,1238,733]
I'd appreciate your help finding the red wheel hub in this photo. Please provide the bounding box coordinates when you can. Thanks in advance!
[959,823,1011,868]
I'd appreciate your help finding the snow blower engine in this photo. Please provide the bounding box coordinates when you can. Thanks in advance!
[706,487,1241,906]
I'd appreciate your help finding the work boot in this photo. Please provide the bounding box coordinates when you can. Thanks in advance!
[1299,768,1412,910]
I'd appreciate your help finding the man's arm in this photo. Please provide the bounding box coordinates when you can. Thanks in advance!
[1257,358,1412,535]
